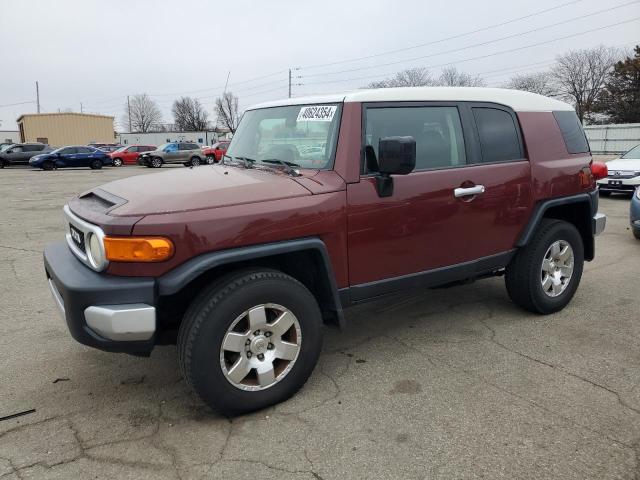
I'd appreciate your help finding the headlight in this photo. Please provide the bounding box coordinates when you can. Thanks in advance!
[86,232,106,270]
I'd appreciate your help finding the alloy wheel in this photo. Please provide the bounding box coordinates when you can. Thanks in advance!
[220,303,301,391]
[540,240,574,297]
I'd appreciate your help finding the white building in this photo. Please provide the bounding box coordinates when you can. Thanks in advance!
[0,130,21,144]
[116,129,232,147]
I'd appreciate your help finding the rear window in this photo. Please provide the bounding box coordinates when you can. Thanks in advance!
[553,111,590,154]
[472,107,522,163]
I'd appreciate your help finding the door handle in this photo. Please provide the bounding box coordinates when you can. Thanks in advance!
[454,185,485,198]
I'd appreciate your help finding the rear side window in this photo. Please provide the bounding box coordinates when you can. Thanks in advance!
[472,107,522,163]
[553,111,590,154]
[365,106,467,171]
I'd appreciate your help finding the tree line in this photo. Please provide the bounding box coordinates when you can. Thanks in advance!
[121,92,240,134]
[121,44,639,132]
[367,44,639,124]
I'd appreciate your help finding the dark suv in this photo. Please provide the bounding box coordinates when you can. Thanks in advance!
[44,87,607,415]
[138,141,204,167]
[0,142,51,167]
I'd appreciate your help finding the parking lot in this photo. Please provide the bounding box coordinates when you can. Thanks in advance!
[0,165,639,479]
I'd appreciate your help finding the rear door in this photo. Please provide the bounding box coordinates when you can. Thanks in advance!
[57,147,77,167]
[346,102,532,297]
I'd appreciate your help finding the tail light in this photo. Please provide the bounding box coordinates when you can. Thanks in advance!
[591,161,608,180]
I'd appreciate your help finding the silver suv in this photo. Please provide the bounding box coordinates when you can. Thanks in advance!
[0,142,51,168]
[138,142,204,168]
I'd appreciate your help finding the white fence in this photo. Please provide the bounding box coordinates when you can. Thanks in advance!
[584,123,640,154]
[116,131,232,147]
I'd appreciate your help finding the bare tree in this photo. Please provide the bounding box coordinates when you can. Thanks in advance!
[172,96,209,131]
[121,94,163,133]
[504,72,556,96]
[214,92,240,133]
[438,66,485,87]
[551,46,619,122]
[368,68,435,88]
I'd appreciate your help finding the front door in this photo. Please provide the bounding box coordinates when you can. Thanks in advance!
[346,102,532,299]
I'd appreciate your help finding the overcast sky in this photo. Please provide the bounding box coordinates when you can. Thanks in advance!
[1,0,638,131]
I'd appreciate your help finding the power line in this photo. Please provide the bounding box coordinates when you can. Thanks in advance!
[0,101,36,109]
[301,16,640,86]
[299,0,640,79]
[299,0,585,70]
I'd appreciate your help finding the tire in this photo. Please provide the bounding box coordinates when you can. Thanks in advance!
[190,156,201,167]
[599,190,611,197]
[178,269,323,416]
[151,157,162,168]
[42,160,54,171]
[0,160,4,169]
[90,159,103,170]
[633,229,640,240]
[505,219,584,314]
[206,155,215,165]
[112,158,123,167]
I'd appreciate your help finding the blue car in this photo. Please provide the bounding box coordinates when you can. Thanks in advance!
[631,187,640,240]
[29,145,112,170]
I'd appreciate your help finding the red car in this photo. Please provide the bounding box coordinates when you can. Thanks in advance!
[202,141,230,164]
[108,145,156,166]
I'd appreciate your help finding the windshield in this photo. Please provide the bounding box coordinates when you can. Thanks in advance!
[226,104,342,169]
[113,146,128,153]
[621,145,640,159]
[157,143,173,151]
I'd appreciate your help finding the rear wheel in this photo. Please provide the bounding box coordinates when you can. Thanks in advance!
[42,160,54,171]
[633,229,640,240]
[90,159,102,170]
[112,158,123,167]
[505,219,584,314]
[190,156,201,167]
[151,157,162,168]
[178,269,323,416]
[206,155,215,165]
[0,160,4,169]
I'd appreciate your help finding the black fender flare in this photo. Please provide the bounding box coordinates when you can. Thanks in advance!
[156,237,345,326]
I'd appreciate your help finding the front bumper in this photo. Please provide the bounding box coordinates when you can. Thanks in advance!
[44,241,157,354]
[598,177,640,192]
[593,213,606,236]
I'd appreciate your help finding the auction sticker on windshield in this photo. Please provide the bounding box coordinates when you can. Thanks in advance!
[297,105,337,122]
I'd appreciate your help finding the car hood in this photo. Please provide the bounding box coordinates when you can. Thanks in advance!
[99,165,313,216]
[605,158,640,173]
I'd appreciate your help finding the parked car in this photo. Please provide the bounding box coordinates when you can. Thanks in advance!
[138,142,204,167]
[202,141,230,164]
[44,87,607,416]
[30,145,112,170]
[597,144,640,195]
[108,145,156,166]
[631,187,640,239]
[0,142,14,151]
[0,142,52,168]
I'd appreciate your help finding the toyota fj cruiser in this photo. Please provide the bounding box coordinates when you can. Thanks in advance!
[44,87,607,415]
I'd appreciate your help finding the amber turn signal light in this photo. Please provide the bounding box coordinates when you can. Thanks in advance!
[103,236,174,262]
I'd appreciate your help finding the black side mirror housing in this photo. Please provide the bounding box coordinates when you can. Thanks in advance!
[374,136,416,197]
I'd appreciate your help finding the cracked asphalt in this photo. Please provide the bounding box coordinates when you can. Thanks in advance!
[1,165,639,479]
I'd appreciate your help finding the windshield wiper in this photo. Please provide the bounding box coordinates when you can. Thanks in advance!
[259,159,301,176]
[223,154,254,169]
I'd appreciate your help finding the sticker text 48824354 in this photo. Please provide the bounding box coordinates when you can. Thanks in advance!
[297,105,337,122]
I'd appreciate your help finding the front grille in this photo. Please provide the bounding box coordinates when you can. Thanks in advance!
[608,171,638,179]
[63,205,108,271]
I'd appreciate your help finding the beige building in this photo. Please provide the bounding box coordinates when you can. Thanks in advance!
[17,113,115,147]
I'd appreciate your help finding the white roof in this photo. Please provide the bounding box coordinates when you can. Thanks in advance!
[247,87,574,113]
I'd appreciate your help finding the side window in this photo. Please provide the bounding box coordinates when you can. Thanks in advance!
[178,143,188,151]
[77,147,92,154]
[23,145,37,152]
[128,146,138,153]
[364,106,466,172]
[472,107,522,163]
[553,111,589,154]
[60,147,76,154]
[12,146,24,153]
[189,143,199,150]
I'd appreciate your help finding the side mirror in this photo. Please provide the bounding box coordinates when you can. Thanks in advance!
[375,136,416,197]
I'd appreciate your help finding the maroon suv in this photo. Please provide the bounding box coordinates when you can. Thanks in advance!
[44,87,607,415]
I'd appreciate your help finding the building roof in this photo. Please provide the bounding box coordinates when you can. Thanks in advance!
[248,87,574,113]
[16,112,114,122]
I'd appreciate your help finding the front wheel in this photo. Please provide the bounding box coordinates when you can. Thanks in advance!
[505,219,584,314]
[0,160,4,169]
[112,158,123,167]
[205,155,215,165]
[90,159,103,170]
[151,157,162,168]
[633,229,640,240]
[178,269,323,416]
[42,160,54,171]
[190,156,201,167]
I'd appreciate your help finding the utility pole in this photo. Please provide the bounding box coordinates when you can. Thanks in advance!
[288,69,292,98]
[35,81,40,113]
[80,102,83,113]
[127,95,132,133]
